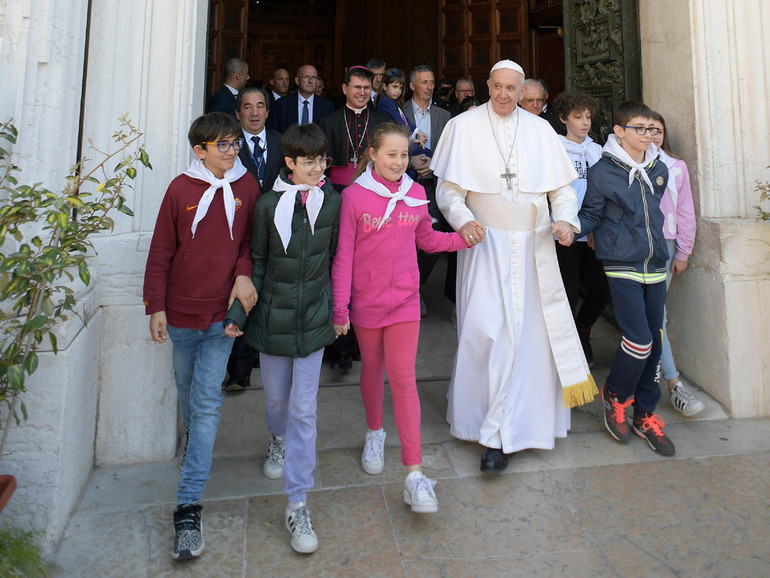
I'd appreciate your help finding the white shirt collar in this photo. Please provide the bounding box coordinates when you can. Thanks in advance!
[243,128,267,146]
[224,83,238,95]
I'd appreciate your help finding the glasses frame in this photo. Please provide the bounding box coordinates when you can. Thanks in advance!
[201,139,244,153]
[292,156,333,170]
[621,125,662,136]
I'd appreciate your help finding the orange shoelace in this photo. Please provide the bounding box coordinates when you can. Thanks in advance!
[637,414,666,436]
[610,396,634,423]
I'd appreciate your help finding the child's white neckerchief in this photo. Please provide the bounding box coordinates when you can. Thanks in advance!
[183,157,247,239]
[354,162,427,230]
[271,174,326,253]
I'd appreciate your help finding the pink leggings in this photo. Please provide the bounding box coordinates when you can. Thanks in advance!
[355,321,422,466]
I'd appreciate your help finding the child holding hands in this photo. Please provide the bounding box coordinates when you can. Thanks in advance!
[331,123,474,513]
[225,123,340,554]
[143,112,259,560]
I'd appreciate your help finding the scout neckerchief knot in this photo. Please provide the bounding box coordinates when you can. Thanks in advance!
[272,175,326,253]
[355,162,427,230]
[604,134,656,193]
[184,157,247,239]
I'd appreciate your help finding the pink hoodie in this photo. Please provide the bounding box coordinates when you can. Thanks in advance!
[332,171,467,328]
[658,154,696,262]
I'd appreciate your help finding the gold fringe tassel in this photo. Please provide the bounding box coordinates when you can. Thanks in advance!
[562,374,599,408]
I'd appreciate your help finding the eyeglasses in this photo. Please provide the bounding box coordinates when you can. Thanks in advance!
[298,75,317,81]
[521,98,546,105]
[621,125,663,136]
[293,156,333,170]
[202,139,244,153]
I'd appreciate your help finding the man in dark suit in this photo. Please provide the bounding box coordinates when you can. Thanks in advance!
[268,66,290,110]
[404,65,452,316]
[268,64,334,133]
[519,78,566,135]
[206,58,250,118]
[236,87,284,193]
[223,86,285,391]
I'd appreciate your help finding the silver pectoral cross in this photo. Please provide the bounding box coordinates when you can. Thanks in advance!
[350,153,358,164]
[500,166,516,190]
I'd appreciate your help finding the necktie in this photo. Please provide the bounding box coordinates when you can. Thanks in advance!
[252,136,265,185]
[301,100,309,125]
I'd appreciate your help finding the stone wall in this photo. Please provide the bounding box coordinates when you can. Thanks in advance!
[0,0,210,550]
[640,0,770,417]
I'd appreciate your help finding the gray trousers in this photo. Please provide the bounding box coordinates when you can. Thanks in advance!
[260,348,324,503]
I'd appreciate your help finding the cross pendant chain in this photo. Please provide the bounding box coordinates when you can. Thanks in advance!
[500,166,516,190]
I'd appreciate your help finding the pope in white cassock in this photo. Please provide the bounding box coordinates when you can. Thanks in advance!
[431,60,597,473]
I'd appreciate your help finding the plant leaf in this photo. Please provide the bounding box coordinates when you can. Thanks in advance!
[78,260,91,285]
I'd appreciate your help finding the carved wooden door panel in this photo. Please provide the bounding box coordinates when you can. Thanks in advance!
[440,0,527,101]
[207,0,249,99]
[562,0,641,142]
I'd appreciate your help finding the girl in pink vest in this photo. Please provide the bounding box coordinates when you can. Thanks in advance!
[331,123,472,513]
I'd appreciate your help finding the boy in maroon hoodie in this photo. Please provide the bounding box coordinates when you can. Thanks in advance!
[143,112,259,560]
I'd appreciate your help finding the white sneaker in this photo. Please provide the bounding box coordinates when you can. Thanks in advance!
[361,429,386,475]
[403,471,438,513]
[669,382,705,417]
[263,435,285,479]
[285,502,318,554]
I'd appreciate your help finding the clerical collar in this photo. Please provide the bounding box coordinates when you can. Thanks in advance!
[346,104,367,114]
[488,101,518,122]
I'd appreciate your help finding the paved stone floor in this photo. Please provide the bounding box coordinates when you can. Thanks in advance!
[52,262,770,577]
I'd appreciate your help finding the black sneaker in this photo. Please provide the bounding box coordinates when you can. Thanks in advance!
[600,384,633,443]
[172,503,203,560]
[632,413,675,456]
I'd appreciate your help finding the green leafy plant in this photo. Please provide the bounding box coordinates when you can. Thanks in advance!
[0,116,151,458]
[756,165,770,221]
[0,523,52,577]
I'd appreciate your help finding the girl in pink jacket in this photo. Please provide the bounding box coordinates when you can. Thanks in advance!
[332,123,472,513]
[651,112,704,416]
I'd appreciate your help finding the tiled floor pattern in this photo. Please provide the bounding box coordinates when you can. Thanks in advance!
[51,260,770,576]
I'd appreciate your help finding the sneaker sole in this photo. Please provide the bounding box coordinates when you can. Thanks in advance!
[671,399,705,417]
[284,520,318,554]
[403,489,438,513]
[224,383,246,392]
[361,460,384,475]
[632,425,676,456]
[263,466,283,479]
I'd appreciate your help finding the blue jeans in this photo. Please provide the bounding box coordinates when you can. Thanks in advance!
[659,240,680,381]
[260,348,324,504]
[168,321,234,505]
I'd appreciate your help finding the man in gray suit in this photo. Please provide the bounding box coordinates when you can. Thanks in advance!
[404,65,452,316]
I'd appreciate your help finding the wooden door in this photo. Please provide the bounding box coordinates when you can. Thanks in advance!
[562,0,641,142]
[207,0,250,98]
[529,0,564,97]
[439,0,527,101]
